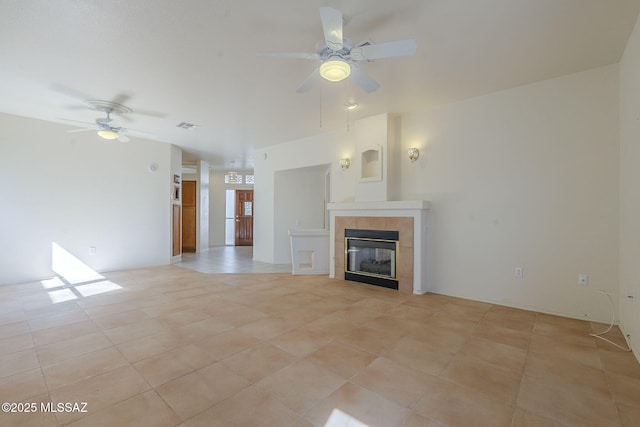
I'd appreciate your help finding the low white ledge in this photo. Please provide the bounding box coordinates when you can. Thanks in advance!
[288,229,330,275]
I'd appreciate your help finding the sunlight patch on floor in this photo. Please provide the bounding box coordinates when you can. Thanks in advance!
[46,288,78,303]
[40,276,66,289]
[324,409,370,427]
[75,280,122,297]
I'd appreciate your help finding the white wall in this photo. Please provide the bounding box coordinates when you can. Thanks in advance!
[254,129,356,263]
[619,14,640,358]
[0,113,174,284]
[256,65,620,323]
[354,114,400,202]
[273,165,329,264]
[401,65,620,322]
[198,160,210,251]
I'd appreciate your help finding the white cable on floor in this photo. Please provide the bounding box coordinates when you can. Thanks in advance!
[589,290,632,352]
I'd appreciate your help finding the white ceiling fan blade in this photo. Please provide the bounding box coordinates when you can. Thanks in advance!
[51,84,94,102]
[111,93,132,107]
[320,7,343,51]
[350,39,417,61]
[257,52,320,60]
[350,66,380,93]
[58,118,96,126]
[117,133,130,143]
[66,128,95,133]
[296,69,321,93]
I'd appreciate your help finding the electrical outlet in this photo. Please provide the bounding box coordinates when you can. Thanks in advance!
[578,274,588,286]
[514,267,523,278]
[89,246,96,255]
[625,288,636,302]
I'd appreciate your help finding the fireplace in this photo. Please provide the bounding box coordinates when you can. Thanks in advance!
[345,229,399,290]
[328,201,430,294]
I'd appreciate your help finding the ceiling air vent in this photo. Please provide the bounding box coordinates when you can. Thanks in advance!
[177,122,198,130]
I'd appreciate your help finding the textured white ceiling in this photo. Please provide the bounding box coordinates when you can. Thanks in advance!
[1,0,638,169]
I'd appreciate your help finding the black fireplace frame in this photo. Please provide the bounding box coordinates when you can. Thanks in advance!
[344,229,399,290]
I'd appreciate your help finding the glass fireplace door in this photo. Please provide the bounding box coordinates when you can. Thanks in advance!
[346,238,397,279]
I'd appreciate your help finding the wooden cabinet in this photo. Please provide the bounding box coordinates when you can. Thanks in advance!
[172,204,181,256]
[182,181,197,252]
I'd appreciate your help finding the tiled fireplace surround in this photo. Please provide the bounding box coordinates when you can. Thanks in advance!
[328,201,430,295]
[335,216,414,293]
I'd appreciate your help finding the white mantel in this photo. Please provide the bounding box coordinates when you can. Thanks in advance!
[328,200,430,212]
[327,200,430,294]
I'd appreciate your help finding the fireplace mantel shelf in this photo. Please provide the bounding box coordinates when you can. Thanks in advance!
[328,200,430,211]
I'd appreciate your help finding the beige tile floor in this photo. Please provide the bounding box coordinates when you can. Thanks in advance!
[0,250,639,426]
[178,246,292,274]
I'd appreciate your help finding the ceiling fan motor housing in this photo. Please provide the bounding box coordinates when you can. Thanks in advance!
[317,38,354,61]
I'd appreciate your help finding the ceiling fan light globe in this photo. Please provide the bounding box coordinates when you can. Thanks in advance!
[320,59,351,82]
[97,130,118,140]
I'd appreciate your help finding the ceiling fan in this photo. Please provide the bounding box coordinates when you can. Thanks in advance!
[61,100,142,142]
[258,7,416,93]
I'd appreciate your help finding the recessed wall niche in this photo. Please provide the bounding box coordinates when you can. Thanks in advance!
[354,113,398,202]
[360,145,382,182]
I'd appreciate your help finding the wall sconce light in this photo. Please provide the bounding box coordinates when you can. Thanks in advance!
[408,148,420,162]
[339,158,351,170]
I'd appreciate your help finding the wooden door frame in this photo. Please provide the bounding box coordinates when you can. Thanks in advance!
[234,189,254,246]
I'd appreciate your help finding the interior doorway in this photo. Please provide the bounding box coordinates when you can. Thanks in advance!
[235,189,254,246]
[224,189,254,246]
